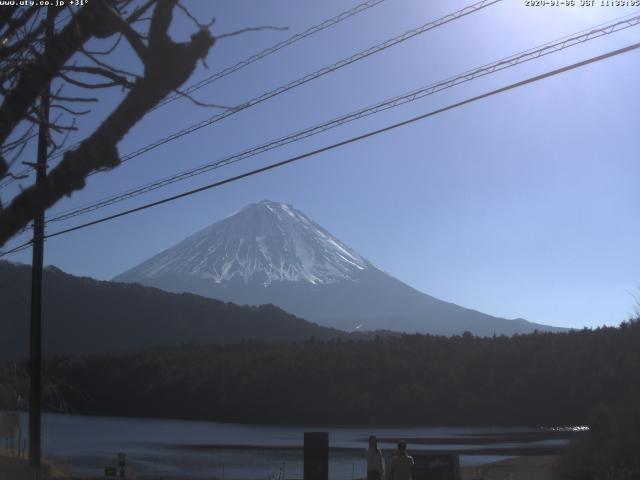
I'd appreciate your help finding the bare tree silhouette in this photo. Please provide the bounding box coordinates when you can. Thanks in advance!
[0,0,220,247]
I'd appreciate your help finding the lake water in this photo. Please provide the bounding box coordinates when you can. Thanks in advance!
[11,413,571,479]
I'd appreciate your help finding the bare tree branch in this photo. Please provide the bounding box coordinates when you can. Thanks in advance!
[50,94,99,103]
[172,88,230,109]
[58,70,128,90]
[80,46,141,79]
[81,33,123,56]
[0,18,46,62]
[5,136,31,169]
[0,0,118,147]
[25,114,77,133]
[0,0,215,246]
[126,0,157,24]
[0,7,38,45]
[50,104,91,116]
[1,170,29,181]
[0,155,7,182]
[61,65,135,88]
[177,2,215,29]
[217,25,288,40]
[102,5,148,62]
[47,117,77,155]
[148,0,175,46]
[1,124,37,155]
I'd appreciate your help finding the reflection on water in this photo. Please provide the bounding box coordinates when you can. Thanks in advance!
[14,412,573,479]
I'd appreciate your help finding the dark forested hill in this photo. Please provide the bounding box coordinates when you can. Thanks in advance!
[1,320,638,426]
[0,261,348,359]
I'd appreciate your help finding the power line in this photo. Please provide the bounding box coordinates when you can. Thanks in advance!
[0,0,386,190]
[0,239,33,257]
[2,39,638,257]
[32,41,640,245]
[40,0,501,175]
[110,0,502,166]
[2,0,509,240]
[154,0,388,110]
[44,12,640,225]
[0,170,27,190]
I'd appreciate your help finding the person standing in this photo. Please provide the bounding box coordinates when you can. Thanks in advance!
[390,440,414,480]
[367,435,385,480]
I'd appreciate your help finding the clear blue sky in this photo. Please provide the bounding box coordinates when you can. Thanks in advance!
[3,0,640,329]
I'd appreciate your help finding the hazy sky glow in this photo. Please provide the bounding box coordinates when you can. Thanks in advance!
[3,0,640,329]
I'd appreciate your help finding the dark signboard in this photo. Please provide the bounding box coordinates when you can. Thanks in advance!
[304,432,328,480]
[410,453,459,480]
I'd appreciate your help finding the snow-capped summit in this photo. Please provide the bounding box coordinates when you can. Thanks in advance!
[116,200,565,336]
[117,200,369,286]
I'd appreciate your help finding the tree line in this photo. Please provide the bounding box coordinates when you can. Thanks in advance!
[1,319,639,427]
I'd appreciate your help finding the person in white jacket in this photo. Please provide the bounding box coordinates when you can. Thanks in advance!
[390,441,414,480]
[366,435,385,480]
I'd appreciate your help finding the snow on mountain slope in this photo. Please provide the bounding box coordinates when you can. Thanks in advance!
[117,200,369,286]
[116,200,566,336]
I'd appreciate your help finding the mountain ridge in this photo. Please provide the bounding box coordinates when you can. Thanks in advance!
[116,200,565,336]
[117,200,369,286]
[0,260,352,359]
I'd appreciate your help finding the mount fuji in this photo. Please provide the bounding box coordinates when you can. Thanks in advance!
[115,200,563,336]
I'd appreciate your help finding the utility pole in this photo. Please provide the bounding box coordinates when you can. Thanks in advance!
[29,7,53,470]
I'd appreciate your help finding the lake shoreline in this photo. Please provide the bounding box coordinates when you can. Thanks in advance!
[2,407,588,430]
[4,412,573,479]
[1,451,561,480]
[164,442,567,457]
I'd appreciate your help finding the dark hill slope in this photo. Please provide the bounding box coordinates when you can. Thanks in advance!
[0,261,347,359]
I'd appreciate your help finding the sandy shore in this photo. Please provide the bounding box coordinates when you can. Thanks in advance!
[461,455,560,480]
